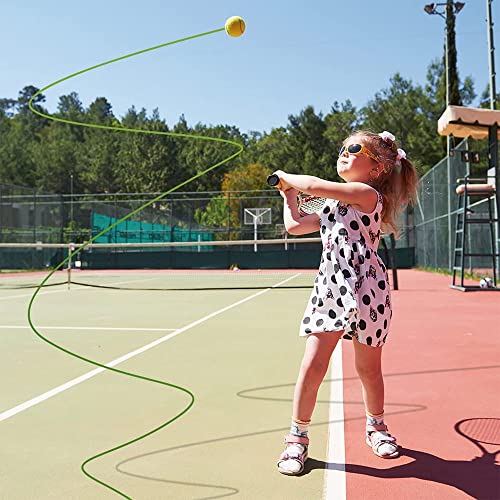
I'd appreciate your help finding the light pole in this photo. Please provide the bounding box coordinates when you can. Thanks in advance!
[486,0,497,111]
[486,0,499,277]
[424,2,465,271]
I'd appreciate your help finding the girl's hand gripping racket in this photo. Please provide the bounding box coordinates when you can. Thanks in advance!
[267,173,326,216]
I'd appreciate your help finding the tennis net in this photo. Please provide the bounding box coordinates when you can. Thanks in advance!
[0,238,322,290]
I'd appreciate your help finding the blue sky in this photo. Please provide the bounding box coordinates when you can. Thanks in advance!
[1,0,497,134]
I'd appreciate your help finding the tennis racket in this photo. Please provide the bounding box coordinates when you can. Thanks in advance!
[267,174,326,216]
[455,418,500,460]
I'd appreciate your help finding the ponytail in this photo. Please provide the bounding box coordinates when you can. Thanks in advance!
[398,157,419,207]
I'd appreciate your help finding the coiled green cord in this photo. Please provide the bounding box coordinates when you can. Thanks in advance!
[27,26,243,498]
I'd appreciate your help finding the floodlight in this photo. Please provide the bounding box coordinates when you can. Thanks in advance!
[424,3,436,14]
[454,2,465,13]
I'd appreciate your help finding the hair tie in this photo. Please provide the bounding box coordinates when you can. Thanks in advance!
[378,131,395,142]
[396,148,407,165]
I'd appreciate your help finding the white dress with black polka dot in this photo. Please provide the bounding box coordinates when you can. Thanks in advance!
[300,191,392,347]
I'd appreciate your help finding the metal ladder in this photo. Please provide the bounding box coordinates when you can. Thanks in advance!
[451,175,499,291]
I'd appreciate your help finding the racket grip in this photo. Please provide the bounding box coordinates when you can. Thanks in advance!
[267,174,281,188]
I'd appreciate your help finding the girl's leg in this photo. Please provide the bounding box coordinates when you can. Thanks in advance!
[352,338,384,415]
[293,332,343,421]
[353,339,399,458]
[278,331,342,475]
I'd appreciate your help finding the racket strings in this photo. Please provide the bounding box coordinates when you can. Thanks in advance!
[458,418,500,445]
[297,193,326,215]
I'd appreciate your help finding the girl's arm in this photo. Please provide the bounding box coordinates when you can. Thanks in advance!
[274,171,378,213]
[281,188,320,235]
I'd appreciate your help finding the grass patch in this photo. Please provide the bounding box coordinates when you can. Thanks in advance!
[415,266,491,281]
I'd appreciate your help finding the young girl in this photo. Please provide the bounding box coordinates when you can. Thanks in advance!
[274,130,419,475]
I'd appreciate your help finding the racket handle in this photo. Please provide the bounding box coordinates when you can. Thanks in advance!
[267,174,281,187]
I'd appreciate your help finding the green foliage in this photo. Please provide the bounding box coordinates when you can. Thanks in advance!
[479,87,500,109]
[361,73,445,175]
[0,50,480,196]
[194,195,228,228]
[221,162,272,192]
[220,163,276,239]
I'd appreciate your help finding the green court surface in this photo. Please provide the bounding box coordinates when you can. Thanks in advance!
[1,270,335,499]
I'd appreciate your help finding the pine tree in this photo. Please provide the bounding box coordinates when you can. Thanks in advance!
[446,0,462,106]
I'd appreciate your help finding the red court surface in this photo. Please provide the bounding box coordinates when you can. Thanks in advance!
[341,269,499,499]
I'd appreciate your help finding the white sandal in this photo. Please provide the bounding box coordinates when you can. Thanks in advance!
[277,435,309,475]
[366,424,399,458]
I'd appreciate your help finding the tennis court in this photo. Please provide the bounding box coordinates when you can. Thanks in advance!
[1,267,498,499]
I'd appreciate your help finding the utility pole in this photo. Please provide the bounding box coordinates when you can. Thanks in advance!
[486,0,497,110]
[486,0,499,277]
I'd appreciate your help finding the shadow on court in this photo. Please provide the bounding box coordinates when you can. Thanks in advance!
[114,366,500,498]
[304,446,499,500]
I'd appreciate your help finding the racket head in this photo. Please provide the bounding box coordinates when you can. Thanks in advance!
[297,192,326,216]
[455,418,500,446]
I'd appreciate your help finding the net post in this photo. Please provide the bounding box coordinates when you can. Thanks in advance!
[67,242,74,290]
[254,218,258,252]
[389,234,399,291]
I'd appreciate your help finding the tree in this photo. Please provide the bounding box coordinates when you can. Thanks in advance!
[86,97,114,124]
[193,195,229,236]
[32,120,81,193]
[426,58,475,114]
[250,126,289,173]
[479,86,500,109]
[16,85,46,116]
[57,92,84,122]
[0,117,37,186]
[0,98,17,118]
[324,100,360,180]
[0,87,49,186]
[172,121,246,193]
[446,0,461,106]
[114,107,178,193]
[221,162,272,192]
[220,163,275,239]
[285,106,331,177]
[250,106,335,180]
[361,73,444,174]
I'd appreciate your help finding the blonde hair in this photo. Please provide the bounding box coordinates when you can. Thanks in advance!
[343,130,419,235]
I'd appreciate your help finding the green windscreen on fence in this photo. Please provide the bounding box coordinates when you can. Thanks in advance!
[91,212,214,244]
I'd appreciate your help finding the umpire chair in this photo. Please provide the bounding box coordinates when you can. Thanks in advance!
[438,105,500,291]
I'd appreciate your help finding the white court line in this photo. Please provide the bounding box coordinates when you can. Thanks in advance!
[0,326,177,332]
[0,273,302,422]
[323,342,346,500]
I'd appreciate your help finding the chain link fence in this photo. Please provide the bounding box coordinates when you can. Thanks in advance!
[9,153,495,273]
[415,139,498,274]
[0,183,287,244]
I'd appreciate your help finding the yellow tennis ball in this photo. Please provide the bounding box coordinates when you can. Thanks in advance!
[225,16,246,37]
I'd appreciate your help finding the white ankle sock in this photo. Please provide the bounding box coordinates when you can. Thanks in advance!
[366,411,384,427]
[366,411,398,456]
[290,418,310,438]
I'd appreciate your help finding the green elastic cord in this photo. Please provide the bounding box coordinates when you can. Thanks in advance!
[27,26,242,499]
